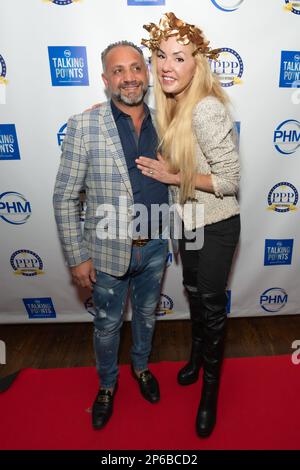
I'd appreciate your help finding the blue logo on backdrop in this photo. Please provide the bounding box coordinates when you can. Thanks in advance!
[264,239,293,266]
[0,125,20,160]
[0,192,32,225]
[210,0,244,12]
[284,1,300,15]
[226,290,231,314]
[156,293,174,317]
[57,123,67,146]
[48,46,89,86]
[11,250,44,277]
[234,121,240,149]
[45,1,80,5]
[267,182,298,213]
[127,0,165,5]
[84,296,96,317]
[0,54,8,84]
[166,252,173,268]
[260,287,288,313]
[210,48,243,87]
[80,190,86,223]
[23,298,56,319]
[279,51,300,87]
[140,45,153,86]
[274,120,300,155]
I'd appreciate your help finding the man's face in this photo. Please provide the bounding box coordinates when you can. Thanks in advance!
[102,46,149,106]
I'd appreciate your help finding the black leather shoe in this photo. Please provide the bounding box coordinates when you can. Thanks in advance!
[92,383,118,430]
[132,367,160,403]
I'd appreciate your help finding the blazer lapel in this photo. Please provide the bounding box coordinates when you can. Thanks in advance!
[99,103,133,199]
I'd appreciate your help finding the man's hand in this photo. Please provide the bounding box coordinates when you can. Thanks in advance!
[70,259,96,290]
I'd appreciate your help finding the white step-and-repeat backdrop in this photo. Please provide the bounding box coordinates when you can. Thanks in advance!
[1,0,299,323]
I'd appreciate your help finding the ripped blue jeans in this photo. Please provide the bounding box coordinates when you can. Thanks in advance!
[92,238,168,389]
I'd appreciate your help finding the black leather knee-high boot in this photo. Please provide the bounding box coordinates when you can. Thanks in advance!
[177,291,204,386]
[196,292,228,438]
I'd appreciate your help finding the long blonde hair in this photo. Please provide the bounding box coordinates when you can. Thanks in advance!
[152,46,228,203]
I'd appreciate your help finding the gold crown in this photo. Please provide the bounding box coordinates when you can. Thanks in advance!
[141,12,220,60]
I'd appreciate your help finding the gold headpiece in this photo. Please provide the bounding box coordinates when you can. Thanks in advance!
[141,12,220,60]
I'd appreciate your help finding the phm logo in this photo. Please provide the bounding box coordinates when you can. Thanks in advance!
[10,250,45,277]
[23,298,56,319]
[274,120,300,155]
[43,0,81,5]
[260,287,288,313]
[284,1,300,15]
[211,0,244,12]
[0,192,32,225]
[57,122,67,146]
[210,48,243,87]
[267,182,298,213]
[156,293,174,317]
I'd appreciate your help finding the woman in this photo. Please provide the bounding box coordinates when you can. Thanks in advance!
[136,12,240,438]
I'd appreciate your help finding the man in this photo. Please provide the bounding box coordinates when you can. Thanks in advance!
[53,41,169,429]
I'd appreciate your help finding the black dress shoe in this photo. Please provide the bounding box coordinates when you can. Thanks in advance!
[132,367,160,403]
[92,383,118,430]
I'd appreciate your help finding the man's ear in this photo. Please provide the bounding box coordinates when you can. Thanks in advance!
[102,73,109,89]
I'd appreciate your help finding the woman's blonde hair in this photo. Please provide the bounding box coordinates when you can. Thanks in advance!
[152,45,228,203]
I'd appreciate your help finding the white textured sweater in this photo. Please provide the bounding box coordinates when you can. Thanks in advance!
[170,96,240,228]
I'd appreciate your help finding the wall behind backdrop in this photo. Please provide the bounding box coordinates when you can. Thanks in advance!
[0,0,299,324]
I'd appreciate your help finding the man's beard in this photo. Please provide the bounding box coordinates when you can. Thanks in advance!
[112,82,148,106]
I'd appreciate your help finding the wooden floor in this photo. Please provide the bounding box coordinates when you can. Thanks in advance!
[1,315,300,377]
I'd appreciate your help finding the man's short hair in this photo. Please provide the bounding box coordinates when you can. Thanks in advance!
[101,41,145,71]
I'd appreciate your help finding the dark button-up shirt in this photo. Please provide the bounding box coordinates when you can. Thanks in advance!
[111,99,168,237]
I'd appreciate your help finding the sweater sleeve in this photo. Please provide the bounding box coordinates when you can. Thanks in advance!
[192,97,240,198]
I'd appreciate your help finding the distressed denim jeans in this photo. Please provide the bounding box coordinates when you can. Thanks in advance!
[92,238,168,388]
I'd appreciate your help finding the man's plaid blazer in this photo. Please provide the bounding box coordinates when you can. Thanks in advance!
[53,102,145,277]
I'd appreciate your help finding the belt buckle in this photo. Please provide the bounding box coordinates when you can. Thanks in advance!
[132,237,149,247]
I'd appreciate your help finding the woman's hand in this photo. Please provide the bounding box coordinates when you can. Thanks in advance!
[136,153,180,185]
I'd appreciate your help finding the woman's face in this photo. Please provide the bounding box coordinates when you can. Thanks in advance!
[155,36,197,99]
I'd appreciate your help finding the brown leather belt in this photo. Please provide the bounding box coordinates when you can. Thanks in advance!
[132,238,150,247]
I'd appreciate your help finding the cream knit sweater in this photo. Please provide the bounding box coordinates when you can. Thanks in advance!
[169,95,240,229]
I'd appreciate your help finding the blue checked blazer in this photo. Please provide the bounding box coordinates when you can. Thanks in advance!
[53,102,147,276]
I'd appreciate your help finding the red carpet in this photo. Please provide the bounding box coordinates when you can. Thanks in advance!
[0,355,299,450]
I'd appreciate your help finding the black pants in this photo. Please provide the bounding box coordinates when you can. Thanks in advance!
[179,215,241,294]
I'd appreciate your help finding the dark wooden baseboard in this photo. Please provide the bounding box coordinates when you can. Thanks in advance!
[1,315,299,377]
